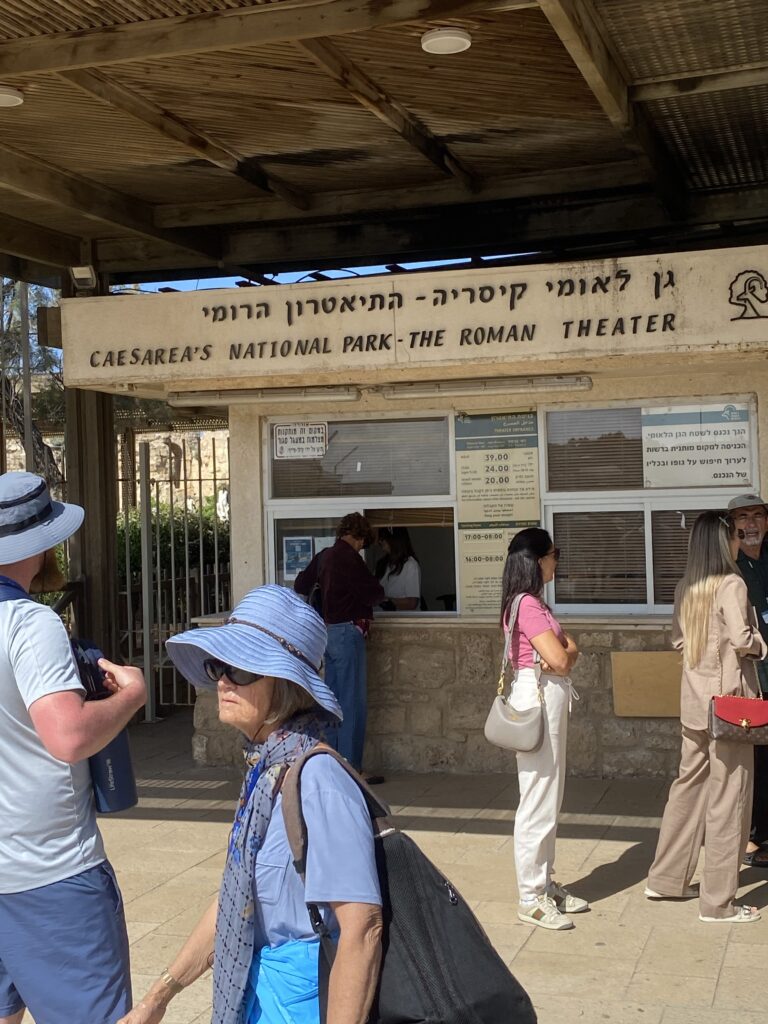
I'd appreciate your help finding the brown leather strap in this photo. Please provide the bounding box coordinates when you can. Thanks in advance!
[281,744,391,881]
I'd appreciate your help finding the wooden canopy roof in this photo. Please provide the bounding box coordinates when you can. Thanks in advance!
[1,0,767,285]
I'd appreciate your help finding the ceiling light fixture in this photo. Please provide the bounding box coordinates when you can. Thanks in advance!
[421,28,472,54]
[0,86,24,108]
[69,265,98,291]
[378,374,593,399]
[168,385,361,407]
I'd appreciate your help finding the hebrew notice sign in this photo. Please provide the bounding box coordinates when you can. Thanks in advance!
[273,422,327,460]
[641,404,752,488]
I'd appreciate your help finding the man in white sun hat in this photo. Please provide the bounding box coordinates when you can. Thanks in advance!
[0,472,147,1024]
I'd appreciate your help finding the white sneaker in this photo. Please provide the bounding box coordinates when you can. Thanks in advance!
[517,895,574,930]
[548,880,590,914]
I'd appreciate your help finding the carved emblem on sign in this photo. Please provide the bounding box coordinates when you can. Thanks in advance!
[729,271,768,320]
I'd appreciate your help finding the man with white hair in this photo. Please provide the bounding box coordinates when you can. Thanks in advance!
[728,493,768,867]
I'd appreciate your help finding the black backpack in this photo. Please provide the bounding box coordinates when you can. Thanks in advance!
[282,747,537,1024]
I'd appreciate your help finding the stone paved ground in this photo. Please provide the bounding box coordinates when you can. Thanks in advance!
[97,712,768,1024]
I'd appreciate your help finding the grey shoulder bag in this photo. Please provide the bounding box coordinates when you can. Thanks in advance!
[484,594,545,752]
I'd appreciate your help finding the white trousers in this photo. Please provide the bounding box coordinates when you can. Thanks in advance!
[512,669,571,903]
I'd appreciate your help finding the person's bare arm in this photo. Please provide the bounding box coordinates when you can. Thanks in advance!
[326,902,383,1024]
[530,629,578,675]
[116,897,219,1024]
[389,597,419,611]
[29,659,146,763]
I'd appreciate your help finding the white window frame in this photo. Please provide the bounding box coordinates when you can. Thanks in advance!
[538,396,760,616]
[263,411,461,615]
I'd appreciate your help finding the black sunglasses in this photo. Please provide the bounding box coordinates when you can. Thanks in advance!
[203,658,264,687]
[548,547,561,561]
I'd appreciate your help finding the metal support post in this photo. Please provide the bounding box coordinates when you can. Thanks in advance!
[19,280,34,471]
[139,441,158,722]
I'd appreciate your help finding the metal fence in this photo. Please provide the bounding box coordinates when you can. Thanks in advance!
[118,432,231,716]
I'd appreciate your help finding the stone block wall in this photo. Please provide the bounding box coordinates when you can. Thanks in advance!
[192,621,681,777]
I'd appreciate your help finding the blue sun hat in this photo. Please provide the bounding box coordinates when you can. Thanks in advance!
[0,471,84,563]
[165,584,341,720]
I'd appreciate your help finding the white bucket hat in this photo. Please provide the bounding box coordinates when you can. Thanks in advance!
[0,472,84,563]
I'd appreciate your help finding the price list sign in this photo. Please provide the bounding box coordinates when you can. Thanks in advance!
[454,413,540,615]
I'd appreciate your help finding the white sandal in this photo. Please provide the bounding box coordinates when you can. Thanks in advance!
[699,906,761,923]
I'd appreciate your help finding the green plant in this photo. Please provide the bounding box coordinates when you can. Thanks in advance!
[117,500,230,585]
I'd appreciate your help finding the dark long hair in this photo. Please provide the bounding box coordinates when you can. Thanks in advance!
[375,526,418,578]
[499,527,553,627]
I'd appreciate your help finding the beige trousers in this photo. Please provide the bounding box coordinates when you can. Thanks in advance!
[648,726,753,918]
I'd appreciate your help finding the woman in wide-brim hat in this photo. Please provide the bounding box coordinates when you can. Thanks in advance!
[119,585,383,1024]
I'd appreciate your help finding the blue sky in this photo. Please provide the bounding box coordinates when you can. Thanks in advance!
[137,255,528,292]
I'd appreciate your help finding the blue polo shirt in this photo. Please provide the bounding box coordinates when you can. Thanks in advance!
[252,755,381,949]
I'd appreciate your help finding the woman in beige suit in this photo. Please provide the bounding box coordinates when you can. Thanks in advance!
[646,510,767,923]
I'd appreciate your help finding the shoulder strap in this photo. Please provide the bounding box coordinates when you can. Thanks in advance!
[281,744,392,995]
[498,593,544,696]
[501,593,528,674]
[281,744,390,882]
[316,546,331,579]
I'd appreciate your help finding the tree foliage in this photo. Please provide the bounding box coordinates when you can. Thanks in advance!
[116,498,231,587]
[0,278,64,489]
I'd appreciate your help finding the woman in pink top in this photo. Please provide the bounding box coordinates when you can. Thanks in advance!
[500,527,585,931]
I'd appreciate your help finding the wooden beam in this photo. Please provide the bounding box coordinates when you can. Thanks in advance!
[60,68,308,210]
[95,185,768,279]
[483,0,538,9]
[0,211,81,266]
[296,38,478,191]
[92,191,671,272]
[0,143,222,260]
[631,64,768,103]
[157,158,649,227]
[0,0,538,76]
[37,305,62,348]
[0,253,62,288]
[65,386,119,655]
[537,0,683,210]
[538,0,628,127]
[690,185,768,224]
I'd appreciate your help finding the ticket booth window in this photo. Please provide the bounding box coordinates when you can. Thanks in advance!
[267,417,458,614]
[542,400,758,613]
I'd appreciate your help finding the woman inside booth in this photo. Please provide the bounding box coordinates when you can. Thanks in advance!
[376,527,422,611]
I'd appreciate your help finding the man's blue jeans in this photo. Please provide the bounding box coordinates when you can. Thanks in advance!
[325,622,367,770]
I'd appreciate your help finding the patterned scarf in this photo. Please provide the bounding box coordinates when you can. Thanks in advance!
[212,711,329,1024]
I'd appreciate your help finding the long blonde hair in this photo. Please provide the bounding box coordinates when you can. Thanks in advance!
[678,511,738,668]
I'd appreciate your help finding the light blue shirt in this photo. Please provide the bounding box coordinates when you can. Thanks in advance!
[252,755,381,949]
[0,597,104,893]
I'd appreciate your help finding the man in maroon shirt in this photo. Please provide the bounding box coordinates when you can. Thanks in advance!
[295,513,384,772]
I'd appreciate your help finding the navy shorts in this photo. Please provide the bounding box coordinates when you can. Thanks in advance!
[0,861,131,1023]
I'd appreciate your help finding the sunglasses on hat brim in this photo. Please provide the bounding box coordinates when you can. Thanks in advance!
[203,658,265,687]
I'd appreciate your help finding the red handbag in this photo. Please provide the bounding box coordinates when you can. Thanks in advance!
[709,694,768,744]
[708,637,768,744]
